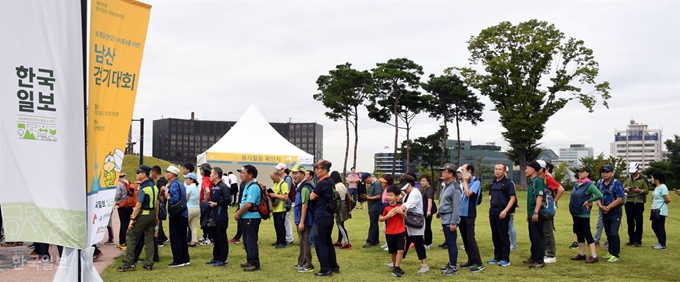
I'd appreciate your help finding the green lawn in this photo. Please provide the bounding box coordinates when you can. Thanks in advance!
[102,190,678,282]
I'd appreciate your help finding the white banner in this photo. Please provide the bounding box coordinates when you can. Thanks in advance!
[0,0,87,249]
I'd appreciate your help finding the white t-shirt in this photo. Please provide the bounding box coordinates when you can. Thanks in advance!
[228,174,238,185]
[221,175,229,185]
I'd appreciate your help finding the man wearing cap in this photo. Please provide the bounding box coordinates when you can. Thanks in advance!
[165,165,190,267]
[596,164,625,263]
[276,163,295,245]
[360,172,382,248]
[622,162,649,247]
[458,164,484,272]
[524,161,546,268]
[118,165,159,272]
[269,170,290,249]
[234,164,262,272]
[291,164,315,272]
[438,163,462,275]
[309,160,340,276]
[537,160,565,264]
[206,167,232,267]
[114,172,132,249]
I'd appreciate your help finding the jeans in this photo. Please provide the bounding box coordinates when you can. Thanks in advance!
[442,224,458,266]
[625,202,644,244]
[528,218,545,263]
[297,224,314,268]
[651,215,666,246]
[285,211,294,243]
[543,218,556,258]
[335,215,350,245]
[242,218,261,267]
[273,212,287,245]
[490,215,510,262]
[117,207,133,245]
[210,220,229,262]
[314,217,338,273]
[169,216,190,264]
[459,217,482,265]
[424,216,433,246]
[594,211,603,243]
[508,216,517,248]
[603,210,622,257]
[366,208,380,244]
[348,189,358,206]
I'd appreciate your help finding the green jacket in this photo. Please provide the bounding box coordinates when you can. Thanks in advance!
[622,175,649,204]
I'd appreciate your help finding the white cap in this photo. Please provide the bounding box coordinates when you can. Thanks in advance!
[628,162,639,173]
[165,165,180,176]
[537,160,547,169]
[400,183,410,191]
[456,167,463,173]
[275,163,287,170]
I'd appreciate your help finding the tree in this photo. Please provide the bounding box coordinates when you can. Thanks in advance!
[313,63,373,176]
[642,135,680,189]
[473,156,494,184]
[398,127,449,179]
[552,162,574,190]
[579,154,628,183]
[422,71,484,165]
[457,19,611,189]
[367,58,424,174]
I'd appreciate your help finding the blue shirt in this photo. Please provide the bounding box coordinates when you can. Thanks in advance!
[186,183,200,209]
[459,177,481,218]
[168,179,188,218]
[240,179,262,219]
[652,184,669,216]
[597,178,625,208]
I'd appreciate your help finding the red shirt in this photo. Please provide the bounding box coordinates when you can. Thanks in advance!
[544,175,560,192]
[382,203,406,235]
[200,176,212,202]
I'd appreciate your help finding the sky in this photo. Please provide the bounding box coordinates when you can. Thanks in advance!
[129,0,680,171]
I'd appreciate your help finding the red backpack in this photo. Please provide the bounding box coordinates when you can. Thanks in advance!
[247,182,272,220]
[119,179,138,208]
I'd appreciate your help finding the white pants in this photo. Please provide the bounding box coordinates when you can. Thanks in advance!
[285,211,293,243]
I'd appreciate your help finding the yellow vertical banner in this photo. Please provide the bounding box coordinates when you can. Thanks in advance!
[87,0,151,245]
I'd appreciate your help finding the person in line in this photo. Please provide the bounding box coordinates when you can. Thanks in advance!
[291,164,315,273]
[398,174,430,274]
[380,185,408,277]
[182,163,196,243]
[537,160,565,264]
[306,169,317,247]
[206,167,232,267]
[504,167,518,251]
[524,161,545,269]
[569,165,603,263]
[623,162,650,247]
[234,165,262,272]
[114,172,133,250]
[150,166,168,248]
[379,175,394,251]
[347,167,360,207]
[185,173,201,248]
[361,172,382,248]
[276,163,295,245]
[165,165,190,268]
[458,164,484,272]
[269,170,290,249]
[198,164,213,245]
[309,160,340,277]
[228,179,247,244]
[596,164,625,263]
[228,171,239,207]
[330,171,352,249]
[650,171,671,250]
[487,163,516,267]
[419,175,436,250]
[438,163,462,275]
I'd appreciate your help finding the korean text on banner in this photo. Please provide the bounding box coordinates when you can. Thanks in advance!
[0,0,87,248]
[87,0,152,246]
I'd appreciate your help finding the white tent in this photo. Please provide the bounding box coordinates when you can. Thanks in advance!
[197,104,314,184]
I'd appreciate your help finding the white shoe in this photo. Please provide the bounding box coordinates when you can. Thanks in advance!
[424,244,432,250]
[385,262,394,269]
[417,265,430,274]
[459,245,465,250]
[544,256,557,264]
[381,243,388,249]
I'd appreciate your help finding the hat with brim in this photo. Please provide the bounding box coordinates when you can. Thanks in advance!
[136,165,151,174]
[576,165,592,173]
[313,159,332,170]
[400,183,410,191]
[628,162,639,173]
[600,164,614,173]
[290,164,306,173]
[527,161,541,172]
[166,165,180,176]
[439,163,457,172]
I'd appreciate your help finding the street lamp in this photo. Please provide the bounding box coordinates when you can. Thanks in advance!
[130,118,144,166]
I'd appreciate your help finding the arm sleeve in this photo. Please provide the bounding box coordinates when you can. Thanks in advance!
[218,185,231,207]
[281,182,289,195]
[587,184,603,202]
[168,182,180,204]
[447,184,462,225]
[470,180,481,195]
[641,180,650,195]
[301,187,311,205]
[507,181,517,196]
[403,191,420,211]
[426,187,434,200]
[114,183,125,202]
[137,186,145,202]
[546,177,560,191]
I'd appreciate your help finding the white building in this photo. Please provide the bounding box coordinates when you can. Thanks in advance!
[611,120,663,169]
[559,144,594,167]
[373,146,406,176]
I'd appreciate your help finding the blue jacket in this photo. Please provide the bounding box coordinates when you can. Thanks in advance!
[167,179,188,218]
[294,180,314,226]
[211,181,232,222]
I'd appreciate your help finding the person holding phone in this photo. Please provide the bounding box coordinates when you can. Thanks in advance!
[622,162,649,247]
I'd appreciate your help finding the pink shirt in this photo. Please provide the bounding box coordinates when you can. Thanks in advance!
[348,173,359,189]
[382,187,388,204]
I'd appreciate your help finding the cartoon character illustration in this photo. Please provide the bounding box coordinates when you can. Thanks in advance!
[102,148,125,187]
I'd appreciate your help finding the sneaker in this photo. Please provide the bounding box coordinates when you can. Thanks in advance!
[314,271,332,276]
[601,253,612,260]
[142,265,152,271]
[424,244,432,250]
[243,265,261,271]
[213,261,227,267]
[297,266,315,273]
[653,245,667,251]
[198,238,205,244]
[93,252,104,262]
[362,243,374,248]
[470,265,485,273]
[571,254,586,261]
[459,262,472,268]
[633,242,642,248]
[625,241,634,246]
[523,258,536,264]
[105,241,115,245]
[392,267,404,277]
[382,245,389,251]
[486,259,499,265]
[499,260,511,267]
[117,264,135,272]
[440,263,452,270]
[333,241,342,247]
[607,256,619,263]
[228,239,240,244]
[442,266,459,275]
[339,244,352,250]
[510,245,518,251]
[293,264,302,269]
[158,244,165,248]
[275,244,287,249]
[206,259,218,264]
[385,262,394,269]
[331,267,340,273]
[241,262,252,268]
[586,256,599,263]
[544,257,557,264]
[168,262,184,268]
[439,242,448,248]
[417,265,430,274]
[529,262,545,268]
[381,243,388,249]
[569,242,578,249]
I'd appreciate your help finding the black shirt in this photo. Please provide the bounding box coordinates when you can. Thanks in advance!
[311,176,335,221]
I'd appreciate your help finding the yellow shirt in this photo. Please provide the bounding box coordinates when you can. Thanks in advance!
[272,180,289,213]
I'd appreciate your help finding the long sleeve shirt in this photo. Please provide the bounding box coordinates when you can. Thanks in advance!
[439,180,462,226]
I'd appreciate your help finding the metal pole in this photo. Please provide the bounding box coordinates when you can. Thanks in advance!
[139,118,144,166]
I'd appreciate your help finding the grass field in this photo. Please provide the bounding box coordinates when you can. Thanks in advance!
[121,154,185,182]
[102,188,678,282]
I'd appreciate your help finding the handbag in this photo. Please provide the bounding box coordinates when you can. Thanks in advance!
[650,202,665,221]
[404,209,425,228]
[168,181,187,217]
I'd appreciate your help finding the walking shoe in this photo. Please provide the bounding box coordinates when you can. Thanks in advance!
[417,265,430,274]
[529,262,545,268]
[625,241,634,246]
[439,242,448,248]
[382,245,389,251]
[607,256,619,263]
[297,266,315,273]
[571,254,586,261]
[93,252,104,262]
[333,241,342,247]
[381,243,388,249]
[470,265,485,273]
[105,241,115,245]
[331,267,340,273]
[287,240,295,245]
[440,263,452,270]
[168,262,184,268]
[523,258,536,264]
[499,260,511,267]
[198,238,205,244]
[158,244,164,248]
[206,259,218,264]
[117,264,135,272]
[586,256,599,263]
[601,253,612,260]
[228,238,240,244]
[424,244,432,250]
[544,256,557,264]
[459,262,472,268]
[314,271,332,276]
[486,259,498,265]
[213,261,227,267]
[362,243,373,248]
[241,262,252,268]
[442,266,459,275]
[293,264,302,269]
[633,242,642,248]
[184,262,191,266]
[385,262,394,269]
[569,241,579,249]
[510,245,518,251]
[200,239,212,246]
[243,265,261,271]
[653,245,667,250]
[142,265,152,271]
[275,244,287,249]
[392,267,404,277]
[339,244,352,250]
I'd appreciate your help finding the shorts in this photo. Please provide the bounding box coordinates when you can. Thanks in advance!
[385,232,406,254]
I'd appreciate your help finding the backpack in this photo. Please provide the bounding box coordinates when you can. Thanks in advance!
[473,179,483,205]
[285,175,296,203]
[493,178,517,213]
[119,179,138,208]
[345,192,355,212]
[326,179,343,214]
[247,182,272,220]
[532,179,555,218]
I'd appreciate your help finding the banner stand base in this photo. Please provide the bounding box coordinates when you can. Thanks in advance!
[53,247,101,282]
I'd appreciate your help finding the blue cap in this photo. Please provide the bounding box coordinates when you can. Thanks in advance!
[184,173,198,181]
[361,172,371,182]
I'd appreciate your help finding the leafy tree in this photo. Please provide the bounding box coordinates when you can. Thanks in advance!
[642,135,680,189]
[422,71,484,165]
[552,162,575,190]
[457,19,611,189]
[367,58,424,174]
[399,127,449,179]
[579,153,628,183]
[473,156,494,185]
[314,63,373,176]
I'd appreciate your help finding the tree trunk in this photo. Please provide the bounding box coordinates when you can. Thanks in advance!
[455,115,461,166]
[441,111,448,166]
[392,99,399,175]
[518,150,527,191]
[352,105,359,170]
[343,114,350,178]
[405,122,411,173]
[430,164,438,200]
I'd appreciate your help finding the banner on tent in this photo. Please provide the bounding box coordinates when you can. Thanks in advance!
[86,0,151,246]
[207,152,300,164]
[0,0,87,248]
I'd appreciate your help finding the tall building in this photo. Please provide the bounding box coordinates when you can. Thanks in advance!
[153,113,323,164]
[611,119,663,169]
[559,144,594,166]
[374,146,406,176]
[446,140,516,182]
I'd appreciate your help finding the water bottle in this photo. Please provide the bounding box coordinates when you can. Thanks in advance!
[154,225,159,238]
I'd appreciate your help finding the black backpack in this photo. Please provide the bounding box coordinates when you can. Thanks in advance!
[473,179,483,205]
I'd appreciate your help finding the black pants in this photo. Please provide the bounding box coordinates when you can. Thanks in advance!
[528,217,545,263]
[134,232,159,262]
[273,212,287,245]
[241,218,261,267]
[459,217,482,265]
[573,216,594,244]
[314,217,338,273]
[402,235,427,260]
[424,216,433,246]
[117,207,133,245]
[603,211,622,257]
[157,219,168,244]
[233,218,242,240]
[230,184,238,205]
[366,208,380,244]
[489,215,510,262]
[211,220,229,262]
[625,202,644,244]
[651,215,666,246]
[169,216,190,264]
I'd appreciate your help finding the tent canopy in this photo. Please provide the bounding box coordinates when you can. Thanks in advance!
[197,104,314,166]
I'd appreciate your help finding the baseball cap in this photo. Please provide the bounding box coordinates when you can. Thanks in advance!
[537,160,547,169]
[439,163,457,172]
[313,159,332,170]
[136,165,151,174]
[184,173,198,181]
[275,163,287,170]
[290,164,306,173]
[400,183,410,191]
[119,171,126,177]
[576,165,592,173]
[361,172,371,182]
[166,165,180,175]
[527,161,541,172]
[628,162,639,173]
[600,164,614,173]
